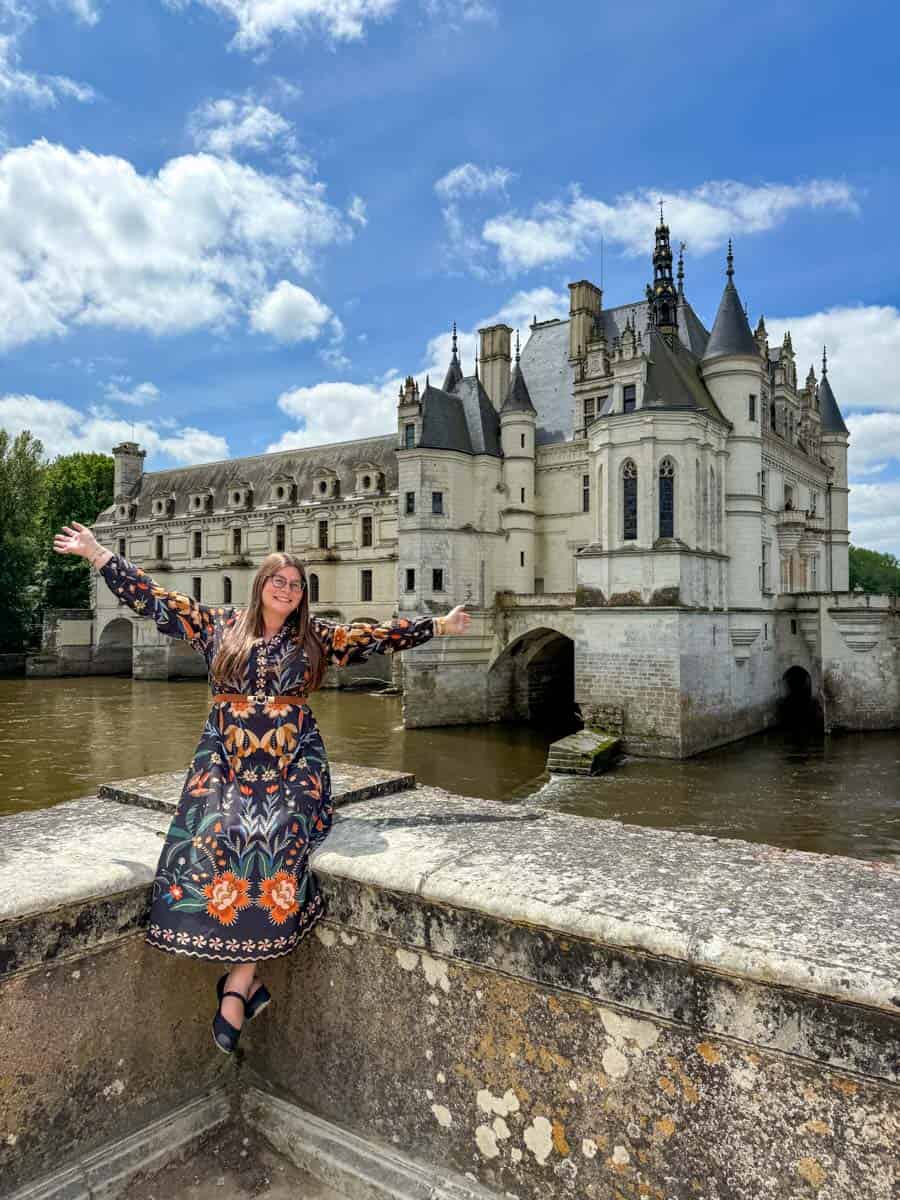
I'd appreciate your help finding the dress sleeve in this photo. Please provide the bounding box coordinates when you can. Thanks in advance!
[312,614,436,667]
[98,554,218,650]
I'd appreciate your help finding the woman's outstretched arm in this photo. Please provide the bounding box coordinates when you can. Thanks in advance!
[53,520,217,648]
[312,604,470,667]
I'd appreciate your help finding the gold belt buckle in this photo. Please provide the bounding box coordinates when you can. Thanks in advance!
[253,690,267,704]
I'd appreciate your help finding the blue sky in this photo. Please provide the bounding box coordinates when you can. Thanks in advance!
[0,0,898,553]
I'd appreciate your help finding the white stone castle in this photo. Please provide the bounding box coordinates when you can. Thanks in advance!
[48,215,895,755]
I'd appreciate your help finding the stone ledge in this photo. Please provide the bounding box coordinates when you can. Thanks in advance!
[97,763,416,815]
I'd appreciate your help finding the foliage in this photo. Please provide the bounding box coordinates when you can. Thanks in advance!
[39,452,114,609]
[848,544,900,595]
[0,431,45,651]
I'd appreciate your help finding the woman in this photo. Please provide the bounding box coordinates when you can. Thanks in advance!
[53,521,470,1053]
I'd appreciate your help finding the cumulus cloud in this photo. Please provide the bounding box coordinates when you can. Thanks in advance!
[347,194,367,225]
[187,95,294,156]
[0,392,229,465]
[845,412,900,477]
[250,280,333,342]
[848,482,900,556]
[434,162,513,200]
[0,139,351,350]
[166,0,399,51]
[58,0,103,23]
[422,0,497,24]
[479,179,858,272]
[0,31,95,105]
[104,377,161,407]
[765,305,900,415]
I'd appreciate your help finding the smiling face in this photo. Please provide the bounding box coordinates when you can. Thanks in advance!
[261,564,305,620]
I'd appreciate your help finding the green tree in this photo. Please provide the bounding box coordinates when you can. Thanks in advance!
[848,544,900,595]
[39,452,114,609]
[0,430,45,651]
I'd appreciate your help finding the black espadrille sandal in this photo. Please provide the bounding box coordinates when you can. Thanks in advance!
[212,989,247,1055]
[217,973,271,1022]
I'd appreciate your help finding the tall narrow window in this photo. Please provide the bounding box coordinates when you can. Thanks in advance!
[405,491,415,515]
[432,568,444,592]
[770,400,777,432]
[520,433,525,449]
[582,473,590,513]
[404,423,415,449]
[623,460,638,540]
[192,577,201,600]
[117,537,126,557]
[232,527,241,555]
[275,523,286,552]
[318,520,328,549]
[309,573,319,602]
[784,483,794,511]
[405,568,415,592]
[192,530,202,558]
[659,458,675,538]
[155,533,164,559]
[432,491,444,515]
[760,468,768,504]
[709,467,717,547]
[761,543,769,592]
[811,555,818,591]
[809,491,817,515]
[361,569,373,602]
[623,384,636,413]
[520,550,525,567]
[749,394,757,422]
[361,515,373,547]
[584,397,595,429]
[223,576,232,604]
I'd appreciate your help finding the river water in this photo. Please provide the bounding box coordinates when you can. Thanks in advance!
[1,677,898,863]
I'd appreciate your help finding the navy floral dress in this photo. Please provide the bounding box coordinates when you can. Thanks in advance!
[99,555,435,963]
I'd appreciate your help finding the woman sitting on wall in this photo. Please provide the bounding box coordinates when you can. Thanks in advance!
[53,522,470,1053]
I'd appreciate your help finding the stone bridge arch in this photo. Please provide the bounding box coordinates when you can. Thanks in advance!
[487,624,580,729]
[94,617,133,675]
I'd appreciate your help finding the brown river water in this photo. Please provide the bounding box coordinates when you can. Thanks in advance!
[1,677,898,863]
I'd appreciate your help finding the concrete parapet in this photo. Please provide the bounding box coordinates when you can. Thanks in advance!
[2,778,898,1199]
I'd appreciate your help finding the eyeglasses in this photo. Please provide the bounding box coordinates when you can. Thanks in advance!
[268,575,305,594]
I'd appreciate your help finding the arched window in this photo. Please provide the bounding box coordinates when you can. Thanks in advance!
[309,573,319,603]
[223,576,232,604]
[622,460,638,541]
[709,467,716,547]
[658,458,675,538]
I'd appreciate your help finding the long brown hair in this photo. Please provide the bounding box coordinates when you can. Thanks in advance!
[211,552,327,691]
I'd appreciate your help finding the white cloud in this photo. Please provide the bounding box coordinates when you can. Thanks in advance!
[59,0,103,23]
[422,0,497,25]
[187,95,294,156]
[766,306,900,414]
[435,162,513,200]
[104,377,160,407]
[0,139,350,349]
[0,392,229,464]
[166,0,399,51]
[848,482,900,557]
[845,412,900,477]
[347,194,367,225]
[0,31,95,105]
[267,377,400,451]
[250,280,333,342]
[480,179,859,272]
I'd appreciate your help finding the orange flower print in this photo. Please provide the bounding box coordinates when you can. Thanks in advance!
[264,696,295,718]
[257,871,299,925]
[331,626,349,652]
[227,697,253,720]
[168,883,184,901]
[203,872,251,925]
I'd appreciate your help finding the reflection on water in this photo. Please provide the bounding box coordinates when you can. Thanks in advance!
[1,677,898,863]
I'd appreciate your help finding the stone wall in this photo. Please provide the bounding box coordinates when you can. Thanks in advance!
[4,777,897,1200]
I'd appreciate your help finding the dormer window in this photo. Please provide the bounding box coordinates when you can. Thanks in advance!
[313,471,339,501]
[353,464,384,495]
[188,491,212,515]
[151,494,174,518]
[623,384,637,413]
[227,483,252,510]
[115,501,135,522]
[269,475,295,506]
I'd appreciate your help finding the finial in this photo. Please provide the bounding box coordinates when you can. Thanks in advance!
[658,198,664,225]
[451,321,458,358]
[726,238,734,281]
[515,329,520,363]
[474,349,479,379]
[677,241,685,294]
[822,344,828,375]
[425,374,430,389]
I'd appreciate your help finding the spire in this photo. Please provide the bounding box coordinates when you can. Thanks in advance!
[474,349,479,380]
[441,320,464,392]
[817,344,848,434]
[647,205,679,346]
[515,328,521,363]
[501,356,536,416]
[677,241,685,298]
[702,241,758,361]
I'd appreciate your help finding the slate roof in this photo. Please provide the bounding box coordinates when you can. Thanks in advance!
[501,363,537,414]
[418,376,501,456]
[97,433,399,523]
[703,280,758,361]
[442,355,464,393]
[817,370,849,435]
[643,329,728,424]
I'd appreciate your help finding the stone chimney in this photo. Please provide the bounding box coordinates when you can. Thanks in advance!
[112,442,145,500]
[478,324,512,410]
[568,280,602,362]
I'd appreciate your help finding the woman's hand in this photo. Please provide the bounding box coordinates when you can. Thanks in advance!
[53,521,101,560]
[440,604,471,636]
